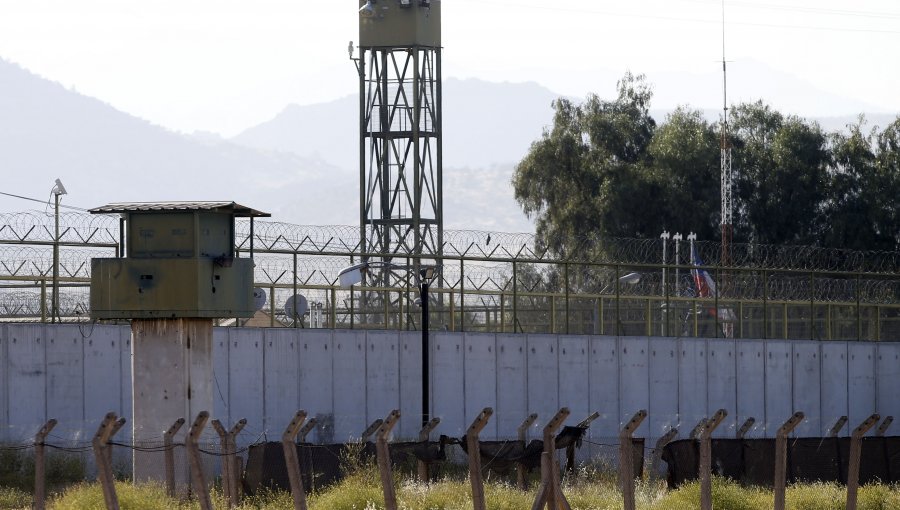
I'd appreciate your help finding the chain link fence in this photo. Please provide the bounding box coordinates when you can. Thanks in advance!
[2,211,899,340]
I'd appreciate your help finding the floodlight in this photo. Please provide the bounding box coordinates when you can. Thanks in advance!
[348,41,355,59]
[359,0,376,18]
[619,272,641,285]
[52,178,67,195]
[338,263,366,287]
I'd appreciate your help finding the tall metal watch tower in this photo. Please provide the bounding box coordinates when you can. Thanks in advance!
[355,0,443,283]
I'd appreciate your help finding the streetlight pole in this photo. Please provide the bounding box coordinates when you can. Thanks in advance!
[420,270,430,428]
[51,179,67,323]
[339,261,438,428]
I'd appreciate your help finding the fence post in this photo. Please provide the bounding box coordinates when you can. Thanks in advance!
[299,417,318,443]
[466,408,493,510]
[531,407,571,510]
[619,410,647,510]
[361,419,383,443]
[163,418,185,499]
[876,416,893,436]
[699,409,727,510]
[105,418,126,478]
[186,411,213,510]
[417,417,441,482]
[566,411,600,474]
[91,412,120,510]
[689,418,708,440]
[213,418,247,509]
[33,419,57,510]
[847,414,880,510]
[282,410,308,510]
[650,427,678,481]
[773,412,804,510]
[517,413,539,489]
[228,419,247,504]
[736,417,755,439]
[828,416,849,437]
[376,410,401,510]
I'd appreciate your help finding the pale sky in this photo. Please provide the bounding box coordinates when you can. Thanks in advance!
[1,0,898,136]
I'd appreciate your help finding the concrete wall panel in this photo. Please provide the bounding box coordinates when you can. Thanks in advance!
[398,331,421,441]
[821,343,849,435]
[707,339,737,437]
[119,328,132,439]
[648,338,678,437]
[84,326,123,429]
[765,341,793,435]
[464,333,497,439]
[299,330,334,443]
[735,340,765,438]
[365,331,401,437]
[45,327,84,432]
[589,336,619,439]
[0,325,7,440]
[6,324,46,439]
[791,341,822,436]
[227,328,265,436]
[619,337,649,436]
[212,328,231,426]
[678,338,708,433]
[432,332,465,436]
[496,334,527,439]
[332,330,366,441]
[876,343,900,427]
[559,336,590,430]
[526,335,560,436]
[848,343,877,428]
[263,330,301,433]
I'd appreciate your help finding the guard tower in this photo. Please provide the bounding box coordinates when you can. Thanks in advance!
[89,201,269,485]
[356,0,443,285]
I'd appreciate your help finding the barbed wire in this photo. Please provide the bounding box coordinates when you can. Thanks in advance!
[1,211,898,323]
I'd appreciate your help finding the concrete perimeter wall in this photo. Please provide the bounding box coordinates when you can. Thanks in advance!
[2,324,899,448]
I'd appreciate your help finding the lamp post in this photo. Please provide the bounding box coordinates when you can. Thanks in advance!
[339,261,439,427]
[51,179,67,323]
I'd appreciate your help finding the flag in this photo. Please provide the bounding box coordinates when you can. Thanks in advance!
[690,244,717,298]
[690,243,736,327]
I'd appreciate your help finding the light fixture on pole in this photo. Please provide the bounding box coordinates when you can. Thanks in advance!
[51,179,67,323]
[359,0,377,18]
[339,260,440,427]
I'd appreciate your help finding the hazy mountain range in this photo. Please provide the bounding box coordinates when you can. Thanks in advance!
[1,57,896,233]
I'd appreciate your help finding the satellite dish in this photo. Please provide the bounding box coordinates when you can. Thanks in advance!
[284,294,309,321]
[252,288,267,311]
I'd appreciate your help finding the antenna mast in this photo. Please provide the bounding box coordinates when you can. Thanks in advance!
[720,0,733,266]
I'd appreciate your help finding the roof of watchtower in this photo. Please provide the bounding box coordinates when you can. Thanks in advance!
[88,201,271,217]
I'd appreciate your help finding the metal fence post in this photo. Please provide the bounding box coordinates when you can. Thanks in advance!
[828,416,848,437]
[92,412,120,510]
[517,413,539,489]
[619,410,647,510]
[33,419,57,510]
[376,410,401,510]
[650,427,678,481]
[531,407,571,510]
[282,410,309,510]
[163,418,185,498]
[847,414,880,510]
[876,416,894,436]
[699,409,727,510]
[417,417,441,482]
[466,408,493,510]
[774,412,804,510]
[736,417,755,439]
[186,411,213,510]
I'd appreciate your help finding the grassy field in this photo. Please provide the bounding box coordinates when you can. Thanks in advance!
[3,471,900,510]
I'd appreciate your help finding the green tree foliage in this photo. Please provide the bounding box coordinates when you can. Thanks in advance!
[513,74,900,257]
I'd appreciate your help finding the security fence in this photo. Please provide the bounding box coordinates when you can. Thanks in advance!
[1,211,899,341]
